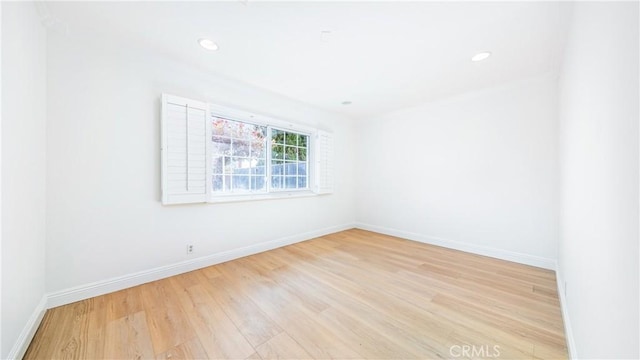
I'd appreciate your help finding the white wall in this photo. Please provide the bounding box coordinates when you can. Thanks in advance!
[558,2,639,359]
[0,3,3,357]
[356,74,559,268]
[45,31,356,295]
[1,2,48,359]
[14,3,640,359]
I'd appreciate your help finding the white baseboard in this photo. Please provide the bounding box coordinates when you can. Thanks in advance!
[354,222,557,270]
[555,270,577,359]
[47,223,354,308]
[7,295,47,360]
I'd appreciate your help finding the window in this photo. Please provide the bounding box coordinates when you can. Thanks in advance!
[270,129,309,191]
[161,94,333,205]
[211,118,267,194]
[210,118,310,195]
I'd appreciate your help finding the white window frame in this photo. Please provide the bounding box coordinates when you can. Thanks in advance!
[161,94,333,205]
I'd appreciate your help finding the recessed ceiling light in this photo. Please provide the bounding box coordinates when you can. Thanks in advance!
[471,51,491,62]
[198,38,219,51]
[341,101,352,105]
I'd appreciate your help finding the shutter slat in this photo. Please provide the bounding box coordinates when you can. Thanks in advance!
[168,173,206,181]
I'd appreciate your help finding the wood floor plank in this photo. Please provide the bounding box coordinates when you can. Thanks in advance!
[316,306,418,359]
[276,247,454,358]
[204,274,284,348]
[216,261,365,359]
[84,298,108,359]
[155,337,209,360]
[25,229,568,359]
[104,286,145,322]
[245,352,264,360]
[24,300,92,359]
[140,280,197,355]
[169,279,255,359]
[103,311,155,359]
[201,264,223,279]
[255,332,313,360]
[242,260,418,359]
[23,307,67,359]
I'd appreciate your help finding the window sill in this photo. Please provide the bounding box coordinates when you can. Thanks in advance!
[208,190,320,204]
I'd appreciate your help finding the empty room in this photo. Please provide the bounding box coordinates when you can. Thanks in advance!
[2,1,638,359]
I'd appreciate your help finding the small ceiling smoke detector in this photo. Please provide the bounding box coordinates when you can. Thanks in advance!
[341,101,352,105]
[471,51,491,62]
[199,38,219,51]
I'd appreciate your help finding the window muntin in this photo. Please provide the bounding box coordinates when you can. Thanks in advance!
[210,117,309,196]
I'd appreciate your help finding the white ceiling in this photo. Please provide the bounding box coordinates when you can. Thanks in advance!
[45,1,570,120]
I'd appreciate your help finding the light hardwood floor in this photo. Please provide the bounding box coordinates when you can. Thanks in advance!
[25,229,567,359]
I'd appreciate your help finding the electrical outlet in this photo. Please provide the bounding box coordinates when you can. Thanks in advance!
[187,244,194,255]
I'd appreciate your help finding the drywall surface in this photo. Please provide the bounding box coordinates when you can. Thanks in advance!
[356,74,559,266]
[1,2,47,358]
[45,31,356,294]
[558,2,639,358]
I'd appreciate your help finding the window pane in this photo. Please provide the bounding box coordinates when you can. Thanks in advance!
[212,175,231,192]
[285,162,297,176]
[212,175,224,191]
[232,175,250,190]
[212,118,227,136]
[251,139,266,158]
[285,176,297,189]
[252,125,267,139]
[299,135,308,147]
[272,145,284,160]
[237,122,258,140]
[223,156,232,174]
[298,148,307,161]
[232,140,250,157]
[272,129,285,144]
[298,162,307,176]
[285,146,297,160]
[272,161,284,175]
[251,165,265,175]
[212,156,223,174]
[285,133,298,146]
[228,121,241,137]
[212,136,231,155]
[232,158,252,175]
[271,176,282,189]
[251,176,265,191]
[298,176,307,188]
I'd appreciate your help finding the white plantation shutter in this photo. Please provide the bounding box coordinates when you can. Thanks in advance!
[161,94,209,204]
[314,130,334,194]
